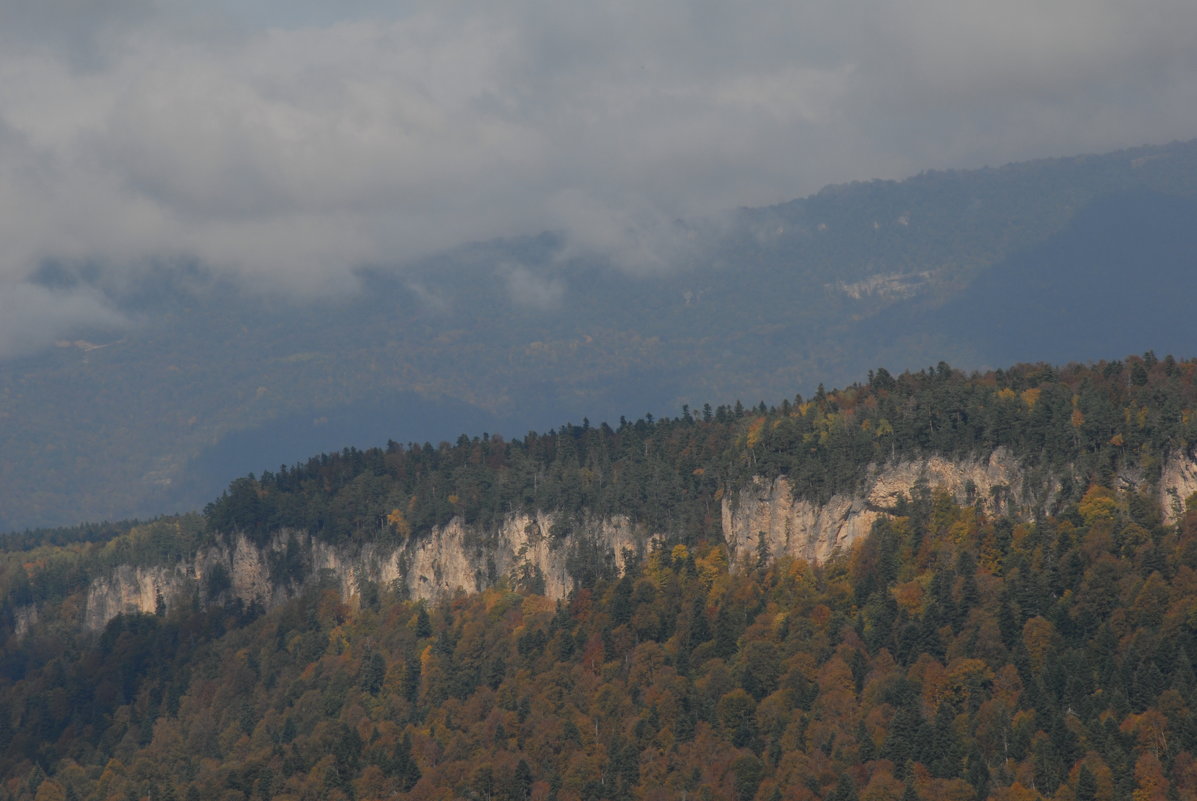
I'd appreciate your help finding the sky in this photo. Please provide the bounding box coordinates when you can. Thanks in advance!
[2,0,1197,357]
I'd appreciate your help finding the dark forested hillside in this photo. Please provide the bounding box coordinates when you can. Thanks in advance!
[199,353,1197,548]
[5,463,1197,800]
[4,356,1197,799]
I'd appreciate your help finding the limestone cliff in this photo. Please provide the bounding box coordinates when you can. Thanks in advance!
[81,513,647,630]
[76,447,1197,631]
[1161,449,1197,524]
[722,448,1197,567]
[722,448,1054,565]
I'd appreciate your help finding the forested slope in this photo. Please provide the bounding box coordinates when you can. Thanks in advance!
[5,470,1197,800]
[201,354,1197,548]
[4,355,1197,800]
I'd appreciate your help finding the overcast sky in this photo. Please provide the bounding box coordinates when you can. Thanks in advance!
[2,0,1196,356]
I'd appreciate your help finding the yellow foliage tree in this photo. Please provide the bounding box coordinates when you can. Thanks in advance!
[1079,485,1118,526]
[746,417,767,449]
[33,781,67,801]
[387,508,412,538]
[1132,751,1170,801]
[1022,616,1057,673]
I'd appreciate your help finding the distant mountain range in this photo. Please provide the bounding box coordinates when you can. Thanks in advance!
[2,138,1196,531]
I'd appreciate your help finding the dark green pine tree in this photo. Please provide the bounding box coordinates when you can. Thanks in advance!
[826,773,858,801]
[929,704,962,778]
[1171,647,1197,693]
[856,720,876,763]
[689,594,712,644]
[883,704,928,768]
[731,754,764,801]
[513,759,533,801]
[359,651,386,695]
[402,653,421,705]
[713,603,742,659]
[1075,764,1097,801]
[396,733,422,791]
[1131,660,1166,711]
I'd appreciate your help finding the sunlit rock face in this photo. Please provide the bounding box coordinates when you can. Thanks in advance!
[721,448,1047,566]
[722,448,1197,566]
[77,447,1197,631]
[80,514,647,629]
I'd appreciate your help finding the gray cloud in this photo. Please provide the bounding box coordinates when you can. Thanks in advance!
[0,282,128,359]
[502,264,565,311]
[1,0,1196,356]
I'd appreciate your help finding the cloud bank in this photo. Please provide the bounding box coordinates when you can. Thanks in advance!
[2,0,1196,354]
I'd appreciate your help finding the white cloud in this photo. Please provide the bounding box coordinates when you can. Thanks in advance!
[502,264,564,310]
[1,0,1196,355]
[0,282,128,359]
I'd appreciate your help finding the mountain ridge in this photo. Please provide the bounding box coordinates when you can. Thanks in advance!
[4,138,1197,531]
[7,355,1197,800]
[8,355,1197,637]
[50,445,1197,637]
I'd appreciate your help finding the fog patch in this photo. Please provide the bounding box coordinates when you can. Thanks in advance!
[502,264,565,310]
[0,282,129,360]
[548,191,704,276]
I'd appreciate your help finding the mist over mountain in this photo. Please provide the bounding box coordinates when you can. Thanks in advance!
[863,189,1197,366]
[2,139,1196,531]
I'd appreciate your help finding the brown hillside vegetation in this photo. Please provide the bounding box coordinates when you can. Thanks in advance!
[4,487,1197,800]
[5,355,1197,800]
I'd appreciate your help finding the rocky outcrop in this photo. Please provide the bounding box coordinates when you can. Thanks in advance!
[400,513,645,601]
[85,564,191,631]
[722,449,1197,567]
[722,448,1063,566]
[1160,448,1197,524]
[12,605,39,638]
[76,448,1197,631]
[81,514,647,630]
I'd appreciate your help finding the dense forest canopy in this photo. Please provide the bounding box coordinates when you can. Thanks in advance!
[199,354,1197,550]
[5,355,1197,612]
[4,355,1197,800]
[4,463,1197,800]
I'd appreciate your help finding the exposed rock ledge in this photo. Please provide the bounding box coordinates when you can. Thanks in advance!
[82,513,645,630]
[722,448,1052,566]
[1160,449,1197,524]
[723,448,1197,567]
[75,448,1197,631]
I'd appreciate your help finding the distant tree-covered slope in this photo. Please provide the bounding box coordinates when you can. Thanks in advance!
[195,354,1197,551]
[869,190,1197,367]
[6,355,1197,798]
[5,450,1197,799]
[4,353,1197,595]
[3,139,1197,531]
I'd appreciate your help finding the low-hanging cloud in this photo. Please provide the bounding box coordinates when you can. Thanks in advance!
[0,282,128,360]
[502,264,565,311]
[2,0,1196,355]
